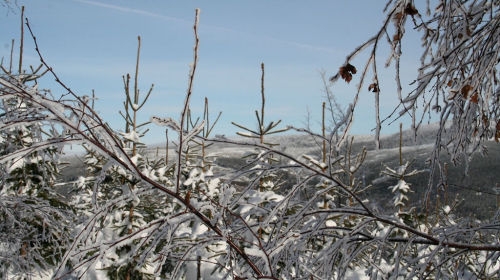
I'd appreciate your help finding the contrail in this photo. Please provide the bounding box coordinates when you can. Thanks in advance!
[75,0,338,54]
[75,0,191,24]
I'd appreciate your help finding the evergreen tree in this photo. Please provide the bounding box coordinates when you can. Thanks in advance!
[1,2,500,279]
[0,10,74,278]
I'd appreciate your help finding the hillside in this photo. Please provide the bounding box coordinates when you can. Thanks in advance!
[59,123,500,219]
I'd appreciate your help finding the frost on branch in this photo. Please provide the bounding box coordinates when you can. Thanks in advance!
[2,4,500,280]
[330,0,500,200]
[0,42,74,278]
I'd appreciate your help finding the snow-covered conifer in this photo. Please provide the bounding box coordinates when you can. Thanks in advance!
[0,15,74,278]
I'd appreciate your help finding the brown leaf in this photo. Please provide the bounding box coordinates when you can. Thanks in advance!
[185,190,191,206]
[347,64,357,74]
[496,119,500,131]
[20,243,27,256]
[393,12,403,21]
[461,85,473,99]
[482,114,488,126]
[368,83,379,92]
[339,63,357,84]
[466,26,471,37]
[447,80,453,87]
[496,130,500,143]
[393,34,402,42]
[404,4,419,16]
[470,92,479,104]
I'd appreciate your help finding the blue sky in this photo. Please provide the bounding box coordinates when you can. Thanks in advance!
[1,1,426,146]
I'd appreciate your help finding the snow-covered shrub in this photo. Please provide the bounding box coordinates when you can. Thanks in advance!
[1,1,500,279]
[0,31,74,278]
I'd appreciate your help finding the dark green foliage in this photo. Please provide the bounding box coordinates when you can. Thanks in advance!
[360,141,500,220]
[105,262,154,280]
[215,156,247,170]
